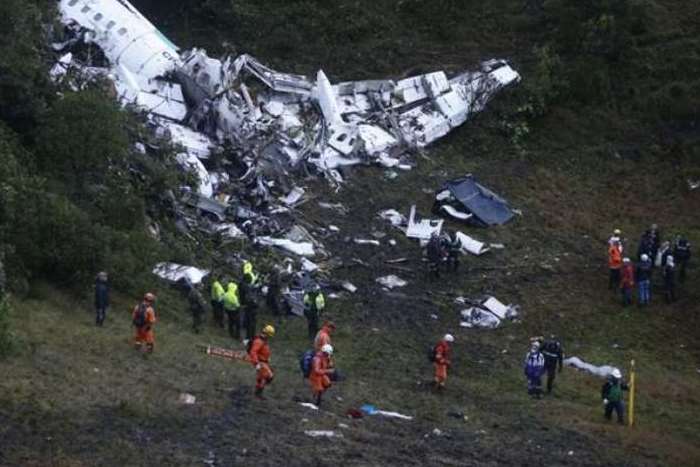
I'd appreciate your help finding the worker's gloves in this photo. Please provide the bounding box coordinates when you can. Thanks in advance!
[255,363,262,370]
[603,399,609,406]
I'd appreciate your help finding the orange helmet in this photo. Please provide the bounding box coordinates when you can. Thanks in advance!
[144,292,156,302]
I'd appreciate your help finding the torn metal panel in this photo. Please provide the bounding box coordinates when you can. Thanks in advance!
[153,262,209,284]
[176,153,213,198]
[439,205,473,221]
[181,191,228,222]
[256,237,315,257]
[460,307,501,329]
[435,175,514,226]
[480,296,519,320]
[406,205,443,240]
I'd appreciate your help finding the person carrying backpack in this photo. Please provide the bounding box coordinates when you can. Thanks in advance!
[601,368,629,424]
[433,334,454,391]
[524,341,545,398]
[310,344,335,406]
[132,293,156,354]
[249,324,275,399]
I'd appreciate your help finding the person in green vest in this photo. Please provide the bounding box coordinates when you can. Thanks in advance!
[601,368,629,424]
[303,284,326,340]
[242,260,259,285]
[223,282,241,340]
[210,278,225,328]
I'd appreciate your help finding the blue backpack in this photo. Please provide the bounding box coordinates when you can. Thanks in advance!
[300,350,315,378]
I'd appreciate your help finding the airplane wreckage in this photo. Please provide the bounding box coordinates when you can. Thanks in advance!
[53,0,522,318]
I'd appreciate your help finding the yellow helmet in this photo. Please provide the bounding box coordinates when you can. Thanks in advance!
[262,324,275,337]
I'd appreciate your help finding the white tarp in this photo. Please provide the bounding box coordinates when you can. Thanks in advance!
[564,357,620,379]
[152,262,209,284]
[481,296,518,320]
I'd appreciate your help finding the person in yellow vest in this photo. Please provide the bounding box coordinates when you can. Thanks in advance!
[242,260,259,285]
[210,278,225,328]
[223,282,241,340]
[303,284,326,340]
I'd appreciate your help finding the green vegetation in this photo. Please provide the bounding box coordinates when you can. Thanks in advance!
[1,0,699,466]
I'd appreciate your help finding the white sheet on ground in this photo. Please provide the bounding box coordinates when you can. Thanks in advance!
[564,357,620,378]
[481,296,518,320]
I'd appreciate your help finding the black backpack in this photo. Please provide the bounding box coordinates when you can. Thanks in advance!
[300,349,315,378]
[427,345,438,363]
[132,303,147,328]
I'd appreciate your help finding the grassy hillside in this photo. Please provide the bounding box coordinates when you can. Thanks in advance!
[1,0,700,466]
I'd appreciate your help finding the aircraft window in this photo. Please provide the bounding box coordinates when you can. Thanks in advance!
[117,28,127,36]
[68,0,79,6]
[80,6,90,13]
[106,21,116,29]
[93,13,103,21]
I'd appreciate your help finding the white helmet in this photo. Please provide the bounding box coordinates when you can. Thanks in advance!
[611,368,622,379]
[444,334,454,343]
[321,344,333,355]
[641,254,649,261]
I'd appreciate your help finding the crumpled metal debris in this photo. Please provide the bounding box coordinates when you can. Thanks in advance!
[153,262,209,284]
[458,295,519,329]
[54,0,520,283]
[376,275,407,289]
[406,205,443,241]
[434,175,514,226]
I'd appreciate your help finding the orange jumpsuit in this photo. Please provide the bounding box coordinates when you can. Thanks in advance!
[310,352,333,398]
[433,340,451,387]
[133,303,156,351]
[314,324,333,352]
[249,335,273,390]
[608,244,622,270]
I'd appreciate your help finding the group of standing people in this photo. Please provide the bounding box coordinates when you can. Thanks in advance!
[523,335,564,399]
[209,260,262,344]
[607,225,691,306]
[426,231,462,279]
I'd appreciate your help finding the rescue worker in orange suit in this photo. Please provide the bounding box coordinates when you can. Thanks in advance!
[310,344,335,406]
[608,240,623,290]
[314,321,336,352]
[132,293,156,353]
[248,324,275,399]
[434,334,454,390]
[620,257,635,306]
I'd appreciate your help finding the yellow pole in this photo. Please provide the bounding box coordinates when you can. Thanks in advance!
[628,359,636,427]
